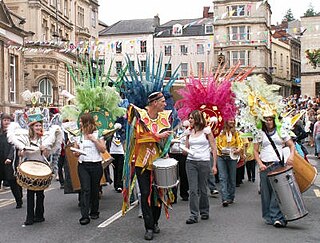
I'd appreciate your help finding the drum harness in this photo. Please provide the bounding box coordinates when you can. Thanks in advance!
[264,131,284,168]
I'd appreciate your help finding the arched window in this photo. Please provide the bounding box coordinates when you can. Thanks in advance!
[39,78,53,104]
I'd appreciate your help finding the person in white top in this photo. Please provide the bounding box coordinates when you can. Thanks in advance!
[73,113,106,225]
[184,110,217,224]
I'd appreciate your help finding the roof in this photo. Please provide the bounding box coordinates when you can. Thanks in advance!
[99,18,158,36]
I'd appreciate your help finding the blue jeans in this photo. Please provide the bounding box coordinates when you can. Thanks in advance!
[207,154,217,191]
[260,163,286,224]
[186,160,210,220]
[217,156,237,202]
[315,134,320,155]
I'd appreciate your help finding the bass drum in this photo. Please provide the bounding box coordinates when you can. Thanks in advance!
[283,147,317,193]
[16,160,53,191]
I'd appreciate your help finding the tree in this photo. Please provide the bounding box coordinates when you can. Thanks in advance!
[304,3,318,17]
[283,9,295,22]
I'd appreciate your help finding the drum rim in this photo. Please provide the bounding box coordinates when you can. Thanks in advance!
[267,165,293,177]
[18,160,52,178]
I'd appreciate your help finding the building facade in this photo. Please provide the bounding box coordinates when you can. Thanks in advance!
[3,0,99,107]
[0,1,30,113]
[212,0,272,82]
[300,15,320,96]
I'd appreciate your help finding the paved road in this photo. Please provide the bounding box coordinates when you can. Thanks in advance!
[0,147,319,243]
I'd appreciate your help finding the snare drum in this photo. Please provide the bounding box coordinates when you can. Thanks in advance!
[267,165,308,221]
[153,158,179,188]
[16,160,53,191]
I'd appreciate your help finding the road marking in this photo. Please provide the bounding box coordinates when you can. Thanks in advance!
[314,189,320,197]
[0,199,15,208]
[98,200,138,228]
[0,190,11,195]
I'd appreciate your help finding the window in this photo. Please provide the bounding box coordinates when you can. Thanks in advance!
[129,61,135,72]
[42,19,48,41]
[180,45,188,55]
[172,24,182,36]
[180,63,188,77]
[51,23,56,38]
[64,0,68,17]
[50,0,56,6]
[91,10,96,28]
[65,67,71,92]
[140,60,147,73]
[229,5,246,17]
[205,24,213,34]
[165,45,172,56]
[116,42,122,53]
[273,51,277,65]
[197,62,204,77]
[9,55,17,103]
[77,6,84,28]
[196,44,204,55]
[280,53,283,68]
[165,63,172,78]
[286,55,289,69]
[229,26,250,41]
[231,51,250,66]
[57,0,61,11]
[39,78,53,104]
[140,40,147,53]
[116,61,122,74]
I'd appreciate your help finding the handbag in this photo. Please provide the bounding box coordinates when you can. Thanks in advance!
[264,131,284,166]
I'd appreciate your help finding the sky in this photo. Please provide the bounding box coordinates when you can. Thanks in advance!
[98,0,320,26]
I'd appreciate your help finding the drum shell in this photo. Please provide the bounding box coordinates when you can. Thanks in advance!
[153,158,179,188]
[292,151,317,193]
[16,160,53,191]
[268,166,308,221]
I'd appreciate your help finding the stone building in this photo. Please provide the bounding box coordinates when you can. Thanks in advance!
[300,15,320,96]
[3,0,99,107]
[0,1,30,113]
[212,0,272,82]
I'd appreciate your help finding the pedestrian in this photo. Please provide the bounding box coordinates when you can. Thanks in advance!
[0,114,23,209]
[73,112,106,225]
[216,118,243,207]
[244,137,256,182]
[313,114,320,159]
[184,110,217,224]
[253,114,295,228]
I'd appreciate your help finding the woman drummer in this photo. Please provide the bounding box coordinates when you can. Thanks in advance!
[73,113,106,225]
[253,113,295,228]
[18,114,49,226]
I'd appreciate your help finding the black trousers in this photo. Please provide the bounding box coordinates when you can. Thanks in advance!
[111,154,124,189]
[78,162,103,219]
[58,155,65,186]
[245,160,256,181]
[169,153,189,199]
[136,167,161,231]
[8,179,22,205]
[26,190,44,222]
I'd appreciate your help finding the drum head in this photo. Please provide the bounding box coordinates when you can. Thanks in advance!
[267,165,293,177]
[19,161,52,177]
[153,158,178,167]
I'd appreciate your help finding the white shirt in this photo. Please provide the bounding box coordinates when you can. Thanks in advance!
[254,129,290,162]
[186,127,211,161]
[110,134,124,155]
[76,131,102,162]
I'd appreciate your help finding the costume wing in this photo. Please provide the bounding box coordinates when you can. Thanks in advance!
[42,125,63,153]
[7,122,29,150]
[14,110,28,129]
[49,113,62,127]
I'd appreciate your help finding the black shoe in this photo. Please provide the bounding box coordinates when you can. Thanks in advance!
[90,214,99,220]
[186,218,198,224]
[227,200,234,205]
[273,220,286,228]
[181,197,189,201]
[252,179,255,182]
[144,229,153,240]
[153,224,160,233]
[34,217,45,223]
[79,217,90,225]
[201,215,209,220]
[60,185,64,189]
[16,202,23,209]
[236,184,240,187]
[24,220,33,226]
[222,201,229,207]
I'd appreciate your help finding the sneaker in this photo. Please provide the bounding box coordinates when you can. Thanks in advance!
[144,230,153,240]
[273,220,286,228]
[222,201,229,207]
[210,190,219,196]
[186,218,198,224]
[201,215,209,220]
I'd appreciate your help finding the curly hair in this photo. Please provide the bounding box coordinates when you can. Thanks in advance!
[80,113,97,134]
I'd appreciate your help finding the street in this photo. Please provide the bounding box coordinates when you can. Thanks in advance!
[0,146,320,243]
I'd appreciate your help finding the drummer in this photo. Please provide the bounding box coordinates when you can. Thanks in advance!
[253,112,295,228]
[18,114,50,226]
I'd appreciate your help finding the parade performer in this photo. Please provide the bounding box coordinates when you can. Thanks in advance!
[232,75,295,227]
[121,55,179,241]
[61,61,126,224]
[175,63,253,210]
[7,90,63,226]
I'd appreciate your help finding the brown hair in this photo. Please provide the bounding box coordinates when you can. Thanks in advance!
[80,113,97,134]
[28,121,43,139]
[221,119,236,135]
[188,110,206,131]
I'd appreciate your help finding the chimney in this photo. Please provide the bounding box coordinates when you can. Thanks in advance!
[203,7,210,18]
[153,15,160,27]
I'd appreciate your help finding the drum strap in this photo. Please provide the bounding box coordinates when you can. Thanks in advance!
[264,131,284,166]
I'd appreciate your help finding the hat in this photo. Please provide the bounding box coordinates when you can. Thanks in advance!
[262,106,275,118]
[28,113,44,126]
